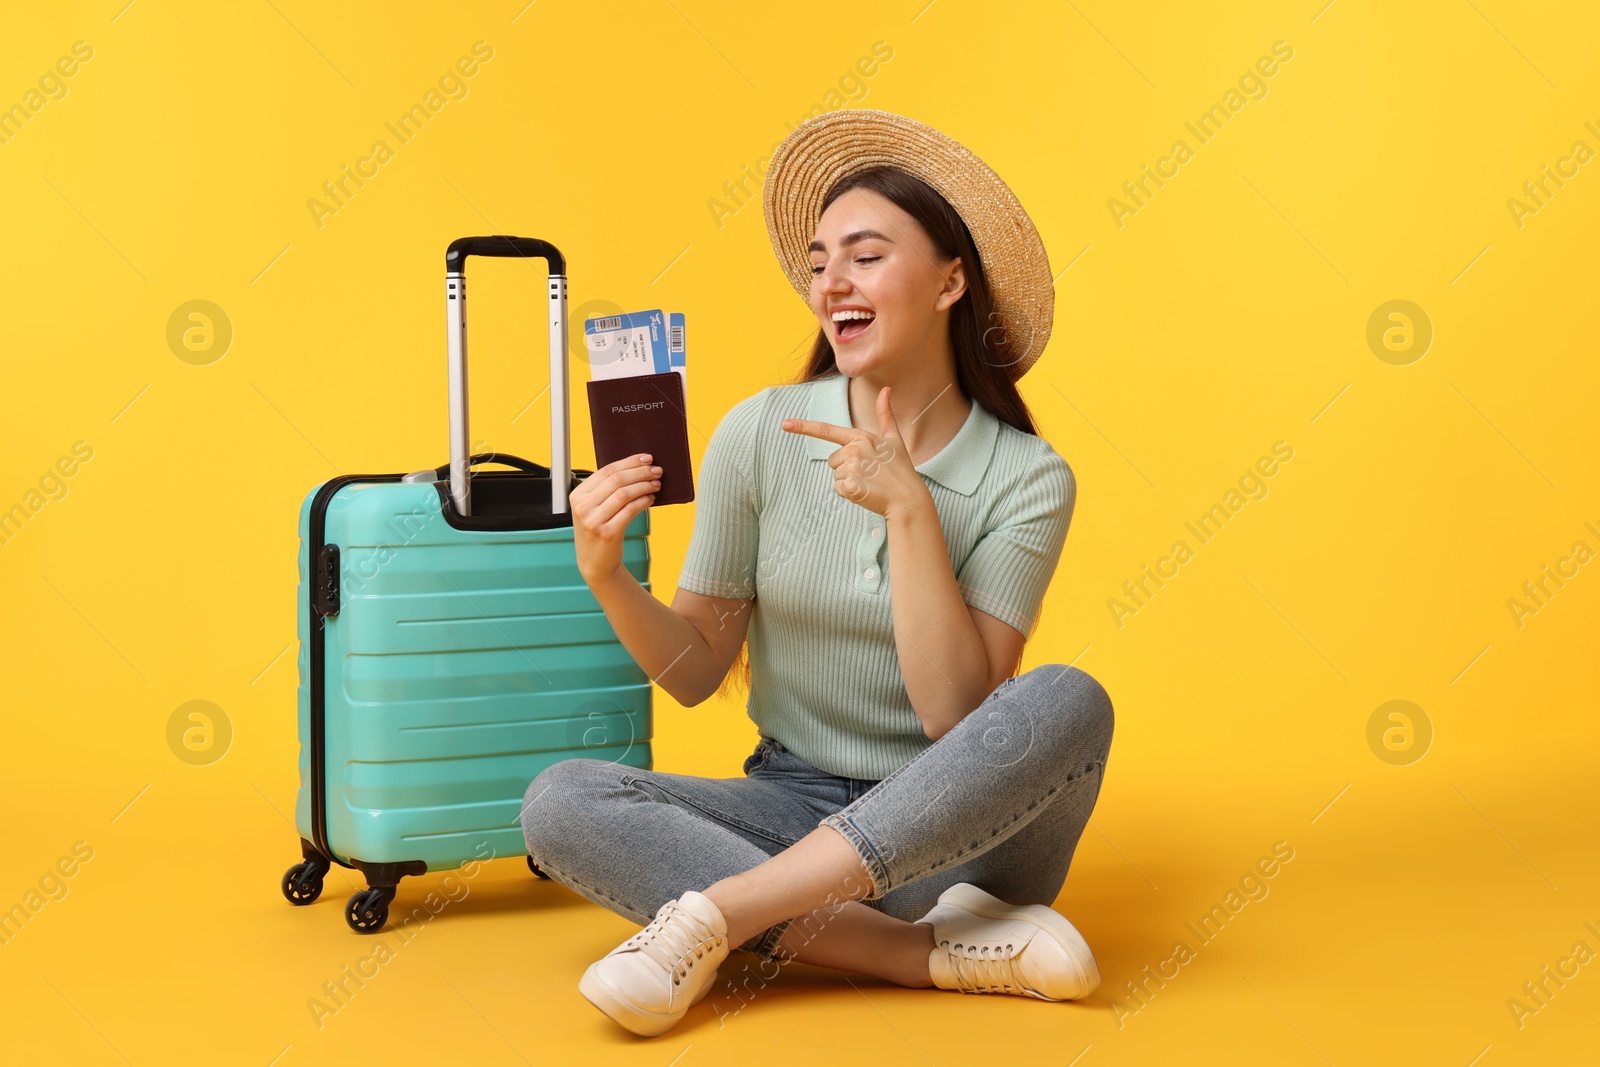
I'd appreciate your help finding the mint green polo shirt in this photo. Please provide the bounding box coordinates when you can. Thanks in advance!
[676,372,1075,780]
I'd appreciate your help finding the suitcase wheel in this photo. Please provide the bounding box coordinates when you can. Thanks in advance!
[281,858,329,906]
[527,855,551,880]
[345,886,396,933]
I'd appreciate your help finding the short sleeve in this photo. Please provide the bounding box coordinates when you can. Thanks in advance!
[956,442,1075,639]
[676,391,766,599]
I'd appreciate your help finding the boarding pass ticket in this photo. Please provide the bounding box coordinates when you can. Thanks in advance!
[584,309,686,387]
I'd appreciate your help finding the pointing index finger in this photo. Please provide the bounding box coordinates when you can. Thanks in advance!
[781,417,854,444]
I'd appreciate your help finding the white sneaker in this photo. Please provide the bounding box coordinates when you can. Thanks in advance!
[916,882,1100,1001]
[578,889,730,1036]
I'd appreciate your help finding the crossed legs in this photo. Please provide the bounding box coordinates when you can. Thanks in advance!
[701,824,939,987]
[523,664,1114,990]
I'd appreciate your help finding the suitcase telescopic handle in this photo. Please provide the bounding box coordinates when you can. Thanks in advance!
[445,235,570,518]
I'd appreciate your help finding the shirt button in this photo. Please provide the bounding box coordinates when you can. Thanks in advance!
[864,566,877,580]
[870,527,882,540]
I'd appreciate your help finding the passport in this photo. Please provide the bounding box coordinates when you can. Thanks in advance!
[586,370,695,506]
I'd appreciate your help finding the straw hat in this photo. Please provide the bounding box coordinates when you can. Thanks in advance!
[761,107,1055,380]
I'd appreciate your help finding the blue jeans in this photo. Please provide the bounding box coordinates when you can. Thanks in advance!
[520,663,1114,961]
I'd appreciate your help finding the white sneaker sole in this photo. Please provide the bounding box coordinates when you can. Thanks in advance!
[939,883,1100,999]
[578,962,718,1037]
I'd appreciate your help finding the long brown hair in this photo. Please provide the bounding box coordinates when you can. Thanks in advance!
[716,164,1043,702]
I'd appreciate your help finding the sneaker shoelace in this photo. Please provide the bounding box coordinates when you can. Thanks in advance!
[621,900,724,991]
[942,939,1027,995]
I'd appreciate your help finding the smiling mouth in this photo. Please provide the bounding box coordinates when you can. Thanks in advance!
[833,315,876,343]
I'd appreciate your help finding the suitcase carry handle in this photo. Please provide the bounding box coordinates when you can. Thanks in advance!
[445,235,570,518]
[430,452,547,479]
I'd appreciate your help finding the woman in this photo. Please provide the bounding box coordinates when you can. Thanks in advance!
[521,108,1114,1037]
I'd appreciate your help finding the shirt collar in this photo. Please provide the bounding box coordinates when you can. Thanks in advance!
[804,373,999,497]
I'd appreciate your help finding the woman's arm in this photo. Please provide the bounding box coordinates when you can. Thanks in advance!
[887,498,1018,739]
[569,449,754,709]
[588,572,748,713]
[589,571,752,708]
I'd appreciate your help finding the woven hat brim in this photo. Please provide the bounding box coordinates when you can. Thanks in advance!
[761,108,1054,380]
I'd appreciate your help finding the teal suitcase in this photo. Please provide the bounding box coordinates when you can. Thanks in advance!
[279,236,652,933]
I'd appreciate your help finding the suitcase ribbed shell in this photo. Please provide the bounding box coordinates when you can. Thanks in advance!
[294,480,652,872]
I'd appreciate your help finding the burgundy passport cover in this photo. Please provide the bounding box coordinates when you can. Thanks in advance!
[586,371,695,506]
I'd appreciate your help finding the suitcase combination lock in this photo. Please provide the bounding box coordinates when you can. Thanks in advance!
[314,544,341,618]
